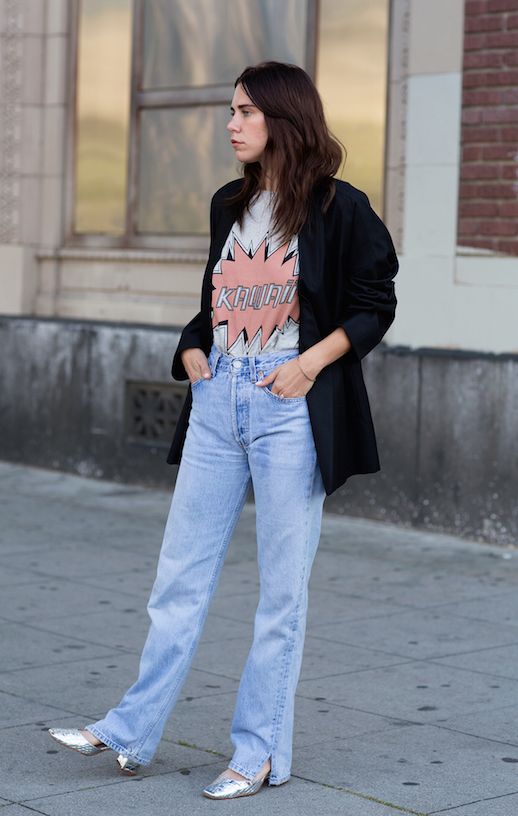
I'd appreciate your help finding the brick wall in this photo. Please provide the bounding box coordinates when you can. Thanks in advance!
[458,0,518,256]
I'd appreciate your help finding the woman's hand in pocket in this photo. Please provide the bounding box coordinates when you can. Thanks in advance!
[255,357,315,398]
[180,348,212,385]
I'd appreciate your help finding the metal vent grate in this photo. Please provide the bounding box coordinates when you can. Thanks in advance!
[125,381,186,448]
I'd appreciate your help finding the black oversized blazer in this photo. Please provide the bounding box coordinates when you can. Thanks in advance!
[166,176,399,496]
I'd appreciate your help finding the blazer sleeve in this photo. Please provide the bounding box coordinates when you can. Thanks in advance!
[335,191,399,362]
[170,192,219,381]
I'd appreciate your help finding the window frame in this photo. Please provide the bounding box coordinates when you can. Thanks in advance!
[65,0,318,251]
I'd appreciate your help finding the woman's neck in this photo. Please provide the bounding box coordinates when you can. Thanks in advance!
[262,170,277,193]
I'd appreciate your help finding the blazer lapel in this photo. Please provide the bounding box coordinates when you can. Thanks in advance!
[212,201,239,266]
[298,188,326,299]
[199,196,240,344]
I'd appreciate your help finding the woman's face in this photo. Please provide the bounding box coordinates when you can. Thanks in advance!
[227,83,268,165]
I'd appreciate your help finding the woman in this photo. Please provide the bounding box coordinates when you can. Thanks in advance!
[48,61,398,800]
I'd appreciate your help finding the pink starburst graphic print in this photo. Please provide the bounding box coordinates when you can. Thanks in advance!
[212,230,300,354]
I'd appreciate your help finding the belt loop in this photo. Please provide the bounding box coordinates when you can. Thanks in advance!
[211,349,221,376]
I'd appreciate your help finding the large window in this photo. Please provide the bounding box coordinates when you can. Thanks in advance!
[71,0,388,247]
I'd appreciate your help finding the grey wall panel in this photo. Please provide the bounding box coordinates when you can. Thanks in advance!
[325,347,421,529]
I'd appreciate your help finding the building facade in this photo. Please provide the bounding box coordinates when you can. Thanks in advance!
[0,0,516,543]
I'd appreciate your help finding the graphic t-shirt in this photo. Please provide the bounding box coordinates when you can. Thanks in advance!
[211,189,300,356]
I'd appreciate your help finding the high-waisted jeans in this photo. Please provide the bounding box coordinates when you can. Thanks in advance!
[85,341,327,785]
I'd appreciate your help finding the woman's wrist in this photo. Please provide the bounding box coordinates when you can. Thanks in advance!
[298,349,325,381]
[296,357,317,382]
[299,328,352,379]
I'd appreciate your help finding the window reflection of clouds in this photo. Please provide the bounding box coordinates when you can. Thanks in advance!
[138,107,236,235]
[75,0,131,234]
[141,0,308,90]
[317,0,389,214]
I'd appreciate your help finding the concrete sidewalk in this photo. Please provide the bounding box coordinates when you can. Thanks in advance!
[1,461,518,815]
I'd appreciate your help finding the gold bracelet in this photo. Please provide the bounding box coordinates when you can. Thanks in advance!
[296,356,316,382]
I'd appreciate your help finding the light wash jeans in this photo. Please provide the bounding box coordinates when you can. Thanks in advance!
[85,341,326,786]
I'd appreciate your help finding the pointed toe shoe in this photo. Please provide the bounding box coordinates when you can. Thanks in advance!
[48,728,110,756]
[202,768,270,799]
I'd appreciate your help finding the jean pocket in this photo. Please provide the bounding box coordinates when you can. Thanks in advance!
[190,353,217,388]
[261,383,306,402]
[191,360,217,389]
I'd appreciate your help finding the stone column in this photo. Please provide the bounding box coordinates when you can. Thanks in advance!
[0,0,69,315]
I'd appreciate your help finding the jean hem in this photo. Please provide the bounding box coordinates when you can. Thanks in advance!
[226,759,290,787]
[226,757,270,781]
[84,724,151,766]
[226,759,255,781]
[268,773,291,786]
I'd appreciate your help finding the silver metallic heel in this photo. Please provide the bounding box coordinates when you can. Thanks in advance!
[117,754,141,775]
[202,768,271,799]
[48,728,110,756]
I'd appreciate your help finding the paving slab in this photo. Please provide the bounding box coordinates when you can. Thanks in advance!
[0,620,125,672]
[435,590,518,628]
[0,576,154,625]
[0,692,77,731]
[428,792,518,815]
[14,608,153,655]
[0,544,156,581]
[0,566,45,590]
[67,567,163,599]
[309,564,518,610]
[308,607,518,661]
[432,703,518,747]
[0,806,54,814]
[296,659,518,724]
[433,643,518,681]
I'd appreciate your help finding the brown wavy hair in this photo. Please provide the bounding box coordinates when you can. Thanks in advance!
[222,61,346,245]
